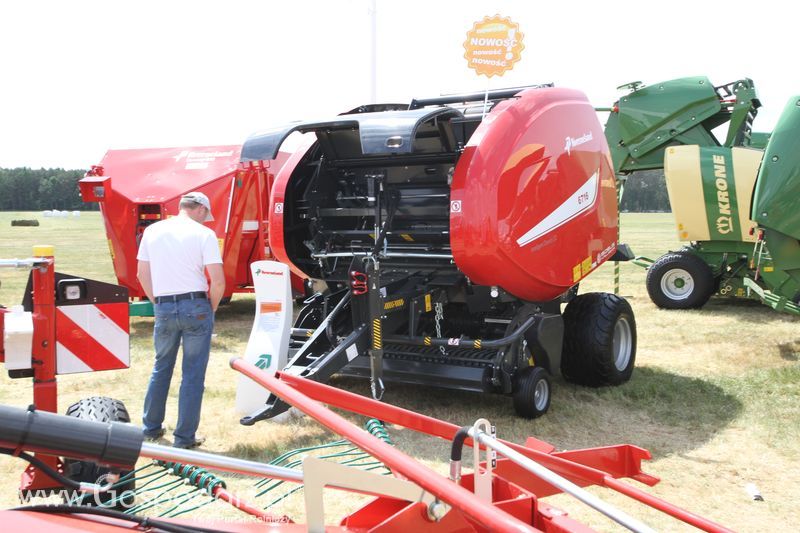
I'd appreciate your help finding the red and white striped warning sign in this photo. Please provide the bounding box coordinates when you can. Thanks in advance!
[56,303,130,374]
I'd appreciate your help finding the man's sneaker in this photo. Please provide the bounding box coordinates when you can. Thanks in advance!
[143,428,166,441]
[173,435,206,449]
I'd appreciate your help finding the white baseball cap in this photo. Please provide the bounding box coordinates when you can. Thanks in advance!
[181,191,214,221]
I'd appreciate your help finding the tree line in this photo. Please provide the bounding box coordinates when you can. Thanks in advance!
[620,170,670,212]
[0,166,672,213]
[0,168,98,211]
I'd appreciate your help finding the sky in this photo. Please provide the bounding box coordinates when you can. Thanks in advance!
[1,0,798,169]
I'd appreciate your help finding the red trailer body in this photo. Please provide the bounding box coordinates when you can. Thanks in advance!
[79,146,302,302]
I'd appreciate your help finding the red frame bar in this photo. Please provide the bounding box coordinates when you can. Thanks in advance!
[0,307,7,364]
[231,358,538,533]
[21,250,63,493]
[233,362,732,533]
[31,254,57,413]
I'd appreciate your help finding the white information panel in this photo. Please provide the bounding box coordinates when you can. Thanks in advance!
[235,260,292,415]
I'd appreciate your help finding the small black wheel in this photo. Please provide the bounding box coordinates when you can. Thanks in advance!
[512,366,551,419]
[646,252,715,309]
[64,397,135,509]
[561,293,637,387]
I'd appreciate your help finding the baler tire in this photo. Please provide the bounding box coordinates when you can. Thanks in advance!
[63,397,135,510]
[561,293,636,387]
[646,252,715,309]
[512,366,551,419]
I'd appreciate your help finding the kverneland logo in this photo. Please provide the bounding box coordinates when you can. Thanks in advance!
[564,132,593,155]
[255,268,283,276]
[173,150,234,162]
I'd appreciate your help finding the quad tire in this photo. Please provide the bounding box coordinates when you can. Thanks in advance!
[512,366,551,419]
[64,396,135,509]
[561,293,636,387]
[646,252,715,309]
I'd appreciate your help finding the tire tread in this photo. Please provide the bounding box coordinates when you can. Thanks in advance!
[561,293,636,387]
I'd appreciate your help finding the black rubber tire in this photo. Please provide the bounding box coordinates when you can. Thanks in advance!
[646,252,715,309]
[64,397,135,509]
[512,366,551,419]
[561,293,637,387]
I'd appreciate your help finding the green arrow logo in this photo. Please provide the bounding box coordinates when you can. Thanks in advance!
[255,353,272,370]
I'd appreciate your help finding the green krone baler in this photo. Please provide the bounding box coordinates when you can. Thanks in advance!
[605,76,800,314]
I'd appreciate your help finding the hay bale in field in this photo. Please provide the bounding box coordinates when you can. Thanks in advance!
[11,219,40,227]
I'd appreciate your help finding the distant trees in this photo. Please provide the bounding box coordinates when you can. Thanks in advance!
[0,166,672,213]
[619,170,671,212]
[0,168,97,210]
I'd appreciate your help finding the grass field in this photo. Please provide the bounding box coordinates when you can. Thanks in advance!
[1,211,798,530]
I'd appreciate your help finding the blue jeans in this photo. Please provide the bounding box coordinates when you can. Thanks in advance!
[143,298,213,447]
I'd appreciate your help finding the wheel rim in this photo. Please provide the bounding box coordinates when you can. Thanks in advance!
[612,317,633,372]
[660,268,694,300]
[533,377,549,411]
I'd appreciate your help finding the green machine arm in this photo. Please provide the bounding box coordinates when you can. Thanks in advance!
[605,76,762,175]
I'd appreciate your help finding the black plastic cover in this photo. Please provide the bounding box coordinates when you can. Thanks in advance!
[241,107,464,162]
[0,404,142,468]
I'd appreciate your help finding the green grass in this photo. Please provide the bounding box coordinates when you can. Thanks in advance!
[0,211,114,303]
[1,211,799,530]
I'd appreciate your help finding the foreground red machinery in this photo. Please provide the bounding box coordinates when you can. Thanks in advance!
[0,366,735,532]
[78,146,302,314]
[239,85,637,422]
[0,252,731,531]
[0,247,131,497]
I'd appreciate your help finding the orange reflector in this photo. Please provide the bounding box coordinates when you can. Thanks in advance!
[260,302,282,314]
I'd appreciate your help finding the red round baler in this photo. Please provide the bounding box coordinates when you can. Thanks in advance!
[240,85,635,420]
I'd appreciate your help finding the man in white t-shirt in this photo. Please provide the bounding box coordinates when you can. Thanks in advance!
[136,191,225,448]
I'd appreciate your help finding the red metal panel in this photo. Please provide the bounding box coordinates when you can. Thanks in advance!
[536,502,597,533]
[450,88,618,301]
[339,498,411,529]
[366,502,483,532]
